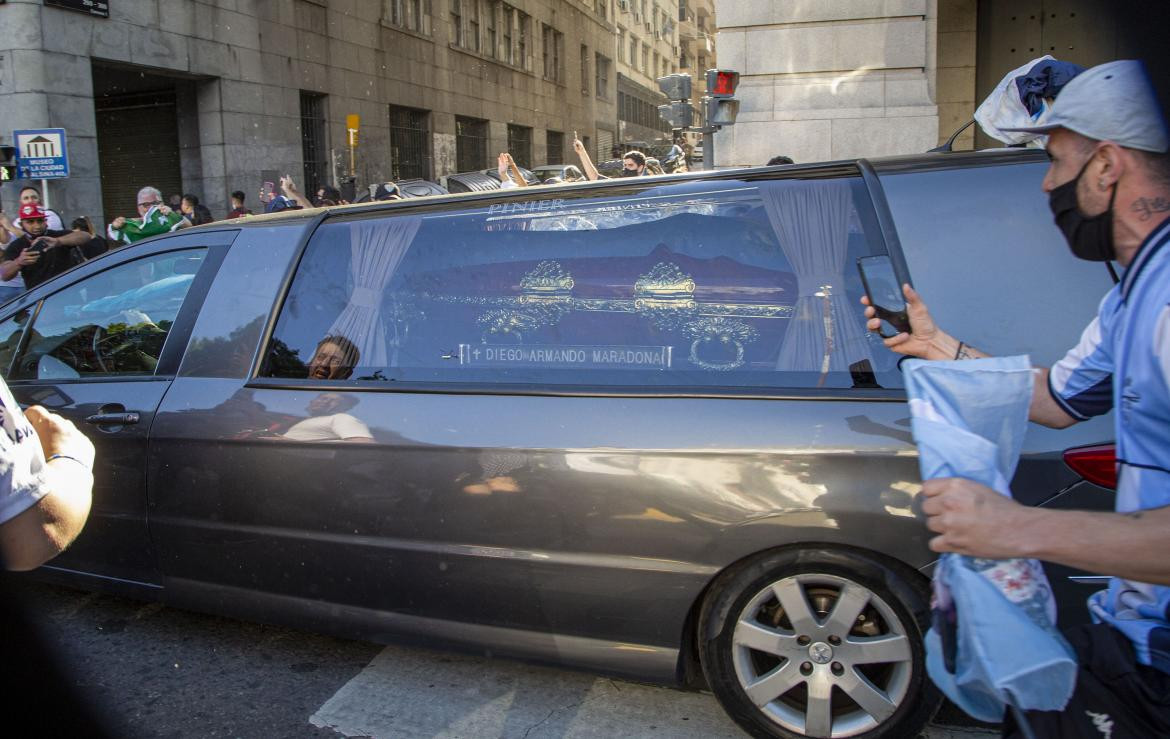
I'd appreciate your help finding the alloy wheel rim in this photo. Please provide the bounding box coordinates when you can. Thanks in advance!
[730,573,914,738]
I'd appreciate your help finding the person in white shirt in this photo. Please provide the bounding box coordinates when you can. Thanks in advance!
[282,392,373,442]
[0,377,95,570]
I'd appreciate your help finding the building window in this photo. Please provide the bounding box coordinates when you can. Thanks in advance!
[388,0,405,25]
[386,0,430,34]
[451,0,463,46]
[517,11,531,70]
[629,35,637,65]
[595,53,610,100]
[617,30,625,63]
[680,51,688,68]
[542,24,563,82]
[389,105,430,180]
[580,44,590,94]
[546,130,564,165]
[678,0,686,21]
[502,5,513,64]
[596,0,607,19]
[507,124,532,168]
[299,91,328,195]
[642,44,649,74]
[485,0,497,57]
[455,116,488,172]
[468,0,481,52]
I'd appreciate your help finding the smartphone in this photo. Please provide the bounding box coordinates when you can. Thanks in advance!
[857,255,911,338]
[261,181,276,200]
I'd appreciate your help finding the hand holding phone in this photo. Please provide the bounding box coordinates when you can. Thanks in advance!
[857,255,912,338]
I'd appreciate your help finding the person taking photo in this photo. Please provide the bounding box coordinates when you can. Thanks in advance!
[862,60,1170,738]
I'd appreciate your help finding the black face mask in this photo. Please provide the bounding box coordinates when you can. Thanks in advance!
[620,167,640,177]
[1048,157,1117,262]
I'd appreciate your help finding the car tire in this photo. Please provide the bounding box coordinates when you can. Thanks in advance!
[698,548,940,739]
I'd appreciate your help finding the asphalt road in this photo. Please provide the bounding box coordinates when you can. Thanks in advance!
[5,578,996,739]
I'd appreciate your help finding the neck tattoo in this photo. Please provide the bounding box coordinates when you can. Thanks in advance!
[1130,196,1170,221]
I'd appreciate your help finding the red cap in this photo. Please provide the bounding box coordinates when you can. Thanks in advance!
[18,203,46,221]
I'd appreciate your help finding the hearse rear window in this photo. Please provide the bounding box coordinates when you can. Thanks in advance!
[261,177,901,391]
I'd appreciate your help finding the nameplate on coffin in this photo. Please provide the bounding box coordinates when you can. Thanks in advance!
[458,344,672,369]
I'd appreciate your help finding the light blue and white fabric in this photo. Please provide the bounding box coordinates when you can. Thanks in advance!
[904,355,1076,722]
[1048,215,1170,673]
[0,377,47,527]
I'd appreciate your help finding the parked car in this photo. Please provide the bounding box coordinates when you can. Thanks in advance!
[530,164,587,183]
[2,149,1115,739]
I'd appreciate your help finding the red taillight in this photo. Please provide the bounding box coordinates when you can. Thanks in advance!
[1062,443,1117,490]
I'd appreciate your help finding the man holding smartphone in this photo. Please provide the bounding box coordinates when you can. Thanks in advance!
[0,204,94,290]
[862,60,1170,737]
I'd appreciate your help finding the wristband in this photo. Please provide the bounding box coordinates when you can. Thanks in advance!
[46,453,93,472]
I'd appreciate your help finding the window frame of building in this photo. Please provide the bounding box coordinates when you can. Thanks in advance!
[485,0,497,57]
[542,24,564,83]
[629,34,637,65]
[389,105,431,181]
[299,90,329,197]
[451,0,464,46]
[455,115,489,172]
[595,53,610,101]
[506,124,532,169]
[545,130,564,166]
[468,0,481,53]
[502,5,513,64]
[580,44,590,95]
[517,11,531,71]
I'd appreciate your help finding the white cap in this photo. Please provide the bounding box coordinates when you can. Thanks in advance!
[1002,59,1168,153]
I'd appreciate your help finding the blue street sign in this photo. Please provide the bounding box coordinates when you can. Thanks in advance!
[14,128,70,179]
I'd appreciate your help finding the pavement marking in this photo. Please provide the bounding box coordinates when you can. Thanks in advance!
[311,644,996,738]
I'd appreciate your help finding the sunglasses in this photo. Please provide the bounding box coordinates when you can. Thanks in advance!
[138,200,161,208]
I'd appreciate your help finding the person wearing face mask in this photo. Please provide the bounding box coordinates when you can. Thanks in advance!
[619,150,648,177]
[860,59,1170,738]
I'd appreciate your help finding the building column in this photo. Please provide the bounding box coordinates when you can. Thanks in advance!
[714,0,939,167]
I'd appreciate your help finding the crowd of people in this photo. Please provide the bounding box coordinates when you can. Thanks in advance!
[0,134,714,303]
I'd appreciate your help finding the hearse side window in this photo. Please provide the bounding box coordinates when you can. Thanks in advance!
[262,177,901,390]
[8,250,207,381]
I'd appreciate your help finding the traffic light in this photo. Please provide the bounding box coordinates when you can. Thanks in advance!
[656,73,692,102]
[703,69,741,128]
[0,145,14,183]
[705,69,740,98]
[658,101,695,129]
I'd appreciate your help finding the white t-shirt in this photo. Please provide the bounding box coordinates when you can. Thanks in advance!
[283,413,372,442]
[0,378,47,525]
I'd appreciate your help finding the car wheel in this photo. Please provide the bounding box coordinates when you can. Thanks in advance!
[698,548,939,738]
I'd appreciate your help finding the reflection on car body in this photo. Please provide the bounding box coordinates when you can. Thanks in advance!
[0,151,1117,739]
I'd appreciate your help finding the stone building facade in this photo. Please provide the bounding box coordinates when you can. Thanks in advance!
[0,0,618,225]
[712,0,1170,169]
[612,0,678,153]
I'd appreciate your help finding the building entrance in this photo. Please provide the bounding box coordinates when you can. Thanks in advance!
[92,64,185,223]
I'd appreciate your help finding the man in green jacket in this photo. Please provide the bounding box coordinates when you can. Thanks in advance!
[106,186,186,246]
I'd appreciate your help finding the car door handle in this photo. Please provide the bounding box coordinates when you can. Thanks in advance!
[85,412,140,426]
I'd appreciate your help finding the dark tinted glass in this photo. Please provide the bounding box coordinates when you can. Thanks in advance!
[11,249,207,380]
[263,176,902,391]
[881,162,1114,368]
